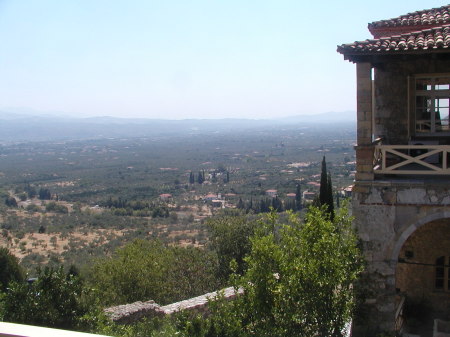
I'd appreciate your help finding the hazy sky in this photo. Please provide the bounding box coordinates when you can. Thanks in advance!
[0,1,447,119]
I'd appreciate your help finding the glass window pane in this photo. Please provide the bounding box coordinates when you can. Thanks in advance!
[415,77,450,134]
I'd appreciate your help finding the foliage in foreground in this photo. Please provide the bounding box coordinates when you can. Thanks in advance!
[101,206,363,337]
[87,239,220,306]
[0,206,362,337]
[0,266,90,330]
[200,205,363,337]
[0,247,25,292]
[207,213,257,282]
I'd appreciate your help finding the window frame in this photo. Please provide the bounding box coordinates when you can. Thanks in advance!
[435,256,450,291]
[412,74,450,138]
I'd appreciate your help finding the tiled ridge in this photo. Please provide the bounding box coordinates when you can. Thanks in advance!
[338,25,450,55]
[369,5,450,29]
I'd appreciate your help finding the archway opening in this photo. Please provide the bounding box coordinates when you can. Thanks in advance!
[396,218,450,333]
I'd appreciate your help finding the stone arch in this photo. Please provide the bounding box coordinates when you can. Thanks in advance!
[392,211,450,331]
[391,210,450,263]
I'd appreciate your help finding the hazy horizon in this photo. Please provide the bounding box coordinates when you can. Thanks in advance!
[0,1,447,120]
[0,106,356,121]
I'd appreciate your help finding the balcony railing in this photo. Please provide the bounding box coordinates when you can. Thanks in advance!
[373,142,450,175]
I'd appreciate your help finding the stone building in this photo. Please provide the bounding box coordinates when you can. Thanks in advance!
[338,5,450,336]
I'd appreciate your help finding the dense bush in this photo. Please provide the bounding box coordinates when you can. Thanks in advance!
[0,247,24,291]
[87,239,220,306]
[45,202,68,214]
[207,214,256,282]
[0,266,90,330]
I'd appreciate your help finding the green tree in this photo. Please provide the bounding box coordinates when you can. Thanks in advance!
[0,248,24,292]
[25,184,37,199]
[319,156,329,205]
[38,188,52,200]
[207,215,256,282]
[319,156,334,219]
[89,240,169,306]
[0,266,89,330]
[198,171,204,184]
[210,206,363,337]
[88,239,219,306]
[247,198,253,213]
[166,247,220,301]
[45,202,68,214]
[271,196,283,212]
[4,196,17,207]
[295,183,302,210]
[236,198,245,210]
[327,172,335,218]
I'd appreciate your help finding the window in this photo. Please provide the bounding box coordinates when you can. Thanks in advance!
[415,76,450,135]
[435,256,450,291]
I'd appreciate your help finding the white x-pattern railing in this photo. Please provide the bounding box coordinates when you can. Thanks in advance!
[373,144,450,175]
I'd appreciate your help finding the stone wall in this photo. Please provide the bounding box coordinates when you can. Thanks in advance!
[352,179,450,336]
[397,219,450,314]
[104,287,243,324]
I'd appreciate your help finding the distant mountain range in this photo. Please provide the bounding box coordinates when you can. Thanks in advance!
[0,109,355,143]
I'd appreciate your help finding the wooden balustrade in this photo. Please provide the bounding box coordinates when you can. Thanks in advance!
[373,143,450,175]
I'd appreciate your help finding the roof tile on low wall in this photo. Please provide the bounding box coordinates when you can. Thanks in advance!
[104,287,243,324]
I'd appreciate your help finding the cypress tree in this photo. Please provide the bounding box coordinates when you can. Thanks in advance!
[237,198,245,209]
[295,183,302,210]
[272,196,283,212]
[336,191,340,208]
[197,171,204,184]
[319,156,328,207]
[326,173,334,220]
[248,198,253,213]
[319,156,334,219]
[260,199,269,213]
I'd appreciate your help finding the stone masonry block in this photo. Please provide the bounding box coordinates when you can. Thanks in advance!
[356,147,375,161]
[356,164,374,173]
[357,110,372,121]
[355,172,374,181]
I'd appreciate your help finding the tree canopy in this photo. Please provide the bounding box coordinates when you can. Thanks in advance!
[0,266,88,330]
[88,239,220,306]
[0,247,24,292]
[205,206,363,337]
[319,156,334,219]
[207,214,256,282]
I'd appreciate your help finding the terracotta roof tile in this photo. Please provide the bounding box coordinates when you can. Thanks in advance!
[337,25,450,56]
[369,5,450,28]
[368,5,450,38]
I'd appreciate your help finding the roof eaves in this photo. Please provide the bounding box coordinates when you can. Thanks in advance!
[338,24,450,58]
[368,4,450,28]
